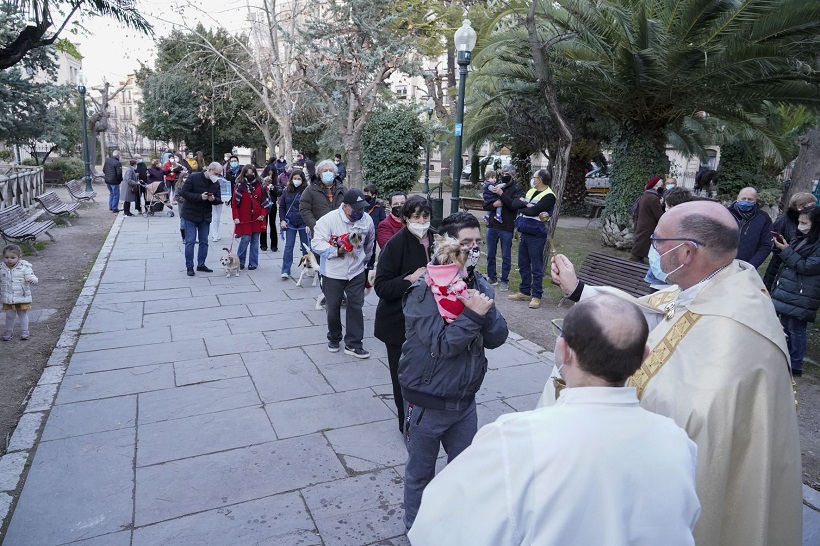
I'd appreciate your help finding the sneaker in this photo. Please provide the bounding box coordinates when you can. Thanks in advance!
[483,215,490,225]
[196,265,214,273]
[344,346,370,359]
[240,264,246,270]
[211,236,220,242]
[1,332,12,341]
[529,297,541,309]
[508,292,530,301]
[490,280,499,286]
[328,341,341,353]
[792,369,803,377]
[248,265,257,270]
[20,331,29,340]
[260,246,268,252]
[499,282,509,292]
[494,215,503,223]
[186,268,195,277]
[281,272,290,279]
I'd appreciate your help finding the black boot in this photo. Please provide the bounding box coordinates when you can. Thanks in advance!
[180,229,185,242]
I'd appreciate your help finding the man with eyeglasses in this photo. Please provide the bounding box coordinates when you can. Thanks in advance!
[409,295,700,546]
[547,200,801,546]
[399,211,509,531]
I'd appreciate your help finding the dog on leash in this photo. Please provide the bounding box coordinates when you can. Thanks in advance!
[296,242,320,288]
[220,248,241,278]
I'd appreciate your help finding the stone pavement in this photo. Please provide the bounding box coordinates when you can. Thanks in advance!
[2,206,820,545]
[1,209,551,545]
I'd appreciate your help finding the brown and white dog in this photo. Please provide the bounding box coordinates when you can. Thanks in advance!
[296,242,320,288]
[220,247,241,278]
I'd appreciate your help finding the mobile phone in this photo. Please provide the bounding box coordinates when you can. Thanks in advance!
[771,231,784,241]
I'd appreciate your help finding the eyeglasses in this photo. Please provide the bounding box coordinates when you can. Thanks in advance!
[649,235,705,250]
[551,319,563,337]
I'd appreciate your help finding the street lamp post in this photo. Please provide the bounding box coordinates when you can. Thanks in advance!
[451,19,477,214]
[424,97,434,194]
[76,72,93,192]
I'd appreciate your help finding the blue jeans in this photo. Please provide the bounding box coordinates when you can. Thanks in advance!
[403,400,477,529]
[238,233,260,268]
[780,314,807,372]
[485,228,513,283]
[518,233,547,299]
[107,184,120,211]
[282,227,310,275]
[183,219,210,269]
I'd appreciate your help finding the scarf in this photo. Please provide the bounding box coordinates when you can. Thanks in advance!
[424,263,468,323]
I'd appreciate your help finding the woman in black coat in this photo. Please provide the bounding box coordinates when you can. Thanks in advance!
[374,196,434,432]
[771,205,820,376]
[763,192,816,291]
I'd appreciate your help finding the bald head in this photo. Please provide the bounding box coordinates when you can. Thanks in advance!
[562,295,649,384]
[737,187,758,203]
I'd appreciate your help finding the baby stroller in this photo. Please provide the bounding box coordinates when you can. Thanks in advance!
[142,180,175,217]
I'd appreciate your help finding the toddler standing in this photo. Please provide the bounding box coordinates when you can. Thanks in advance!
[1,244,38,340]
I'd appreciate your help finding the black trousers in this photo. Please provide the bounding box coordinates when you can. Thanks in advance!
[385,342,405,430]
[260,201,278,251]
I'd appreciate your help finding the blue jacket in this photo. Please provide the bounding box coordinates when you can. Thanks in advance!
[728,203,772,268]
[279,189,306,228]
[398,272,508,410]
[771,236,820,322]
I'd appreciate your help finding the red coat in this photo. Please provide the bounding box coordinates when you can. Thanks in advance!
[231,180,269,236]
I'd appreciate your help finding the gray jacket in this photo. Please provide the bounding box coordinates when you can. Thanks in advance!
[398,272,508,410]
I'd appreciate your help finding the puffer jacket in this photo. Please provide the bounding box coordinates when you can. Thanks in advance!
[299,180,346,231]
[0,260,38,304]
[398,272,509,410]
[771,236,820,322]
[102,156,122,185]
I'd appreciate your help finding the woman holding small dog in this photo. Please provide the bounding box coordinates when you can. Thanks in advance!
[232,165,272,270]
[374,195,435,432]
[279,169,311,279]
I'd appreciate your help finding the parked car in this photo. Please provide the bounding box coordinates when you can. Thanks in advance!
[585,165,610,194]
[462,155,512,179]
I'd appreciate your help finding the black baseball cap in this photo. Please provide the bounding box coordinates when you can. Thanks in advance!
[343,188,369,210]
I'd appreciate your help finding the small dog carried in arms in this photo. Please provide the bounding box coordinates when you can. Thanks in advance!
[220,247,241,278]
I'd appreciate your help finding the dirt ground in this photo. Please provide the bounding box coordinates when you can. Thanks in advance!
[0,186,114,454]
[1,203,818,491]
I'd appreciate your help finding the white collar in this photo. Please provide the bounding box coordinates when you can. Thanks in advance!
[556,386,640,406]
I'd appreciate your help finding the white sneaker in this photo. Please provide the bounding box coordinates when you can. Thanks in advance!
[281,272,289,279]
[211,236,219,242]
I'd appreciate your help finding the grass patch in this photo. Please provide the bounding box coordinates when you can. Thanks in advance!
[21,241,47,256]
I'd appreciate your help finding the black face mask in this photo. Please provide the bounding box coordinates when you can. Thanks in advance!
[365,196,375,205]
[787,208,800,223]
[246,172,255,180]
[391,206,402,217]
[501,175,512,184]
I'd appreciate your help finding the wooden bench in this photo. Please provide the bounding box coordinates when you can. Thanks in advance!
[459,196,485,212]
[34,191,81,226]
[43,170,64,187]
[0,205,56,255]
[584,195,607,219]
[576,252,653,298]
[66,179,97,206]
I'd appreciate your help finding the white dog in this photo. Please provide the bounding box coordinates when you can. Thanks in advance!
[220,248,241,278]
[296,242,319,288]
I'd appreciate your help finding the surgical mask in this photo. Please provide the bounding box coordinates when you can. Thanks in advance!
[798,223,811,234]
[736,201,755,212]
[501,174,512,184]
[230,161,239,168]
[349,209,364,222]
[391,205,403,217]
[529,180,536,189]
[293,178,303,187]
[334,159,340,164]
[137,159,143,163]
[407,222,430,239]
[647,243,685,283]
[321,172,335,184]
[208,174,219,182]
[665,184,675,190]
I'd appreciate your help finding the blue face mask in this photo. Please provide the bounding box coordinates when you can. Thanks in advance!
[647,243,685,283]
[321,172,335,184]
[230,161,239,168]
[349,209,364,222]
[736,200,755,212]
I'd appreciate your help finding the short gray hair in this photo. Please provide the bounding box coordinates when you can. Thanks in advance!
[500,164,515,175]
[208,162,223,174]
[316,159,338,175]
[112,150,120,157]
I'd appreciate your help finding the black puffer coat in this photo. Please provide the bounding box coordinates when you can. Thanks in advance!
[771,236,820,322]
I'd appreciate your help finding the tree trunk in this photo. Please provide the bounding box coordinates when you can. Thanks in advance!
[784,128,820,205]
[601,126,667,248]
[342,133,363,189]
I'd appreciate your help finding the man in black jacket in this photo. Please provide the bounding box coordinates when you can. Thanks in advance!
[483,164,523,291]
[102,150,123,213]
[180,162,223,276]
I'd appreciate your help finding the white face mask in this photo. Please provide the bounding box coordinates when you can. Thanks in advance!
[208,174,219,182]
[407,222,430,239]
[292,178,303,187]
[798,223,811,234]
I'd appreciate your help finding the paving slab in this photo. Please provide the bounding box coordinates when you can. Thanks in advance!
[486,342,544,368]
[264,324,330,349]
[301,468,406,546]
[5,411,45,453]
[134,434,346,526]
[246,298,322,317]
[132,492,320,546]
[325,420,407,473]
[0,452,28,492]
[66,338,207,375]
[265,388,395,438]
[143,303,250,327]
[81,301,144,333]
[137,406,276,467]
[42,396,137,441]
[228,312,311,334]
[73,325,172,352]
[173,353,247,386]
[138,375,261,424]
[170,318,230,341]
[71,530,133,545]
[57,363,175,404]
[476,361,550,403]
[205,331,272,356]
[216,288,287,306]
[143,294,220,314]
[314,357,392,392]
[243,348,333,403]
[3,428,134,546]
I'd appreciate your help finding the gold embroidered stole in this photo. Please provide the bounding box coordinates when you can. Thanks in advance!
[628,310,702,399]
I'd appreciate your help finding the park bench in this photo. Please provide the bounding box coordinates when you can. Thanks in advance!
[576,251,653,298]
[34,191,81,226]
[584,195,607,219]
[43,170,64,187]
[0,205,56,255]
[459,196,485,212]
[66,179,96,206]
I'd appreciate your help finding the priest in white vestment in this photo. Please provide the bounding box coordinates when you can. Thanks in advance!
[409,295,700,546]
[543,200,802,546]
